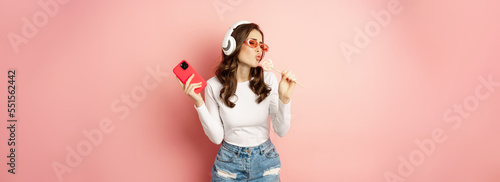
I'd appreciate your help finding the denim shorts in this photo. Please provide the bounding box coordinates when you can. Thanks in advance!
[211,139,281,182]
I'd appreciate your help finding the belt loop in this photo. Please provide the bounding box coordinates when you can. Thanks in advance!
[237,147,242,157]
[262,139,270,155]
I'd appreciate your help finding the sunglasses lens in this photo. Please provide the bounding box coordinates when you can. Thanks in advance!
[247,39,258,48]
[261,44,268,52]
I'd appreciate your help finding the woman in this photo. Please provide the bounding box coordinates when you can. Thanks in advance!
[177,21,297,181]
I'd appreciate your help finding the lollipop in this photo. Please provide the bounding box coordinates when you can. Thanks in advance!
[259,59,305,88]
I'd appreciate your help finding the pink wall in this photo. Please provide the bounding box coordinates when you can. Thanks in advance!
[1,0,500,181]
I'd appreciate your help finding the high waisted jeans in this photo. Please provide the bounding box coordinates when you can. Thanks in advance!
[211,139,281,182]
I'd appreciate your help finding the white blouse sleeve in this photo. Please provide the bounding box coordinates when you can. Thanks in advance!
[194,83,224,144]
[268,73,291,137]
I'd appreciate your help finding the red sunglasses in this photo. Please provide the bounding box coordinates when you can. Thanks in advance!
[244,38,269,52]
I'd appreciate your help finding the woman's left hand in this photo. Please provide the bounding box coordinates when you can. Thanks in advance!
[278,70,296,104]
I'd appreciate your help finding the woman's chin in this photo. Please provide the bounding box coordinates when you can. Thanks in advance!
[253,60,260,67]
[253,62,260,68]
[241,59,260,68]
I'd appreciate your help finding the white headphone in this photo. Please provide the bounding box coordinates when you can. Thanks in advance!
[222,20,251,56]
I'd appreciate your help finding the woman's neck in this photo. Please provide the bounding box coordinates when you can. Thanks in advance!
[236,64,251,83]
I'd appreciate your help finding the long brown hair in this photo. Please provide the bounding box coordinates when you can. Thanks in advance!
[215,23,271,108]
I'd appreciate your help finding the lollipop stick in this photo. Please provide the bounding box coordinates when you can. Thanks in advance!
[271,67,281,72]
[271,67,305,88]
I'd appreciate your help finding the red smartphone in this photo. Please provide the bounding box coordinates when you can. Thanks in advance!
[173,60,207,94]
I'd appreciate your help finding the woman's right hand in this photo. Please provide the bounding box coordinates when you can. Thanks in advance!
[176,74,204,107]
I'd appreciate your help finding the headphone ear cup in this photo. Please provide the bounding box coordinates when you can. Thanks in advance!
[222,20,251,56]
[223,36,236,55]
[222,27,236,55]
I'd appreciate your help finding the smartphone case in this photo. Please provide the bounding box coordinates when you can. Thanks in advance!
[173,60,207,94]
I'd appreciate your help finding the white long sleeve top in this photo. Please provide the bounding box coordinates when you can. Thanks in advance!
[194,71,291,147]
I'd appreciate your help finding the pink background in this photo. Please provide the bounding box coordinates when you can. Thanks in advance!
[1,0,500,181]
